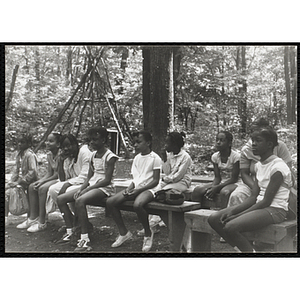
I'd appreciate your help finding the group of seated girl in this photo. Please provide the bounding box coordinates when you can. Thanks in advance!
[5,118,294,253]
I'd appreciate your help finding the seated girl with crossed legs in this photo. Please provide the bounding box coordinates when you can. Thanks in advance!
[56,127,118,251]
[17,133,62,232]
[208,126,292,253]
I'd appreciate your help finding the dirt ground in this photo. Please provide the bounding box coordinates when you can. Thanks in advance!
[5,206,239,254]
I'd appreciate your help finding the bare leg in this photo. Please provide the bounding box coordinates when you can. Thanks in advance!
[209,208,274,252]
[57,189,78,228]
[5,198,9,217]
[75,189,107,234]
[191,184,212,206]
[219,184,237,209]
[133,191,155,237]
[38,180,58,224]
[106,191,131,236]
[28,183,39,220]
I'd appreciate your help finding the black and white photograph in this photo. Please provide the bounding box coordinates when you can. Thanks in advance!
[3,44,297,255]
[1,2,299,299]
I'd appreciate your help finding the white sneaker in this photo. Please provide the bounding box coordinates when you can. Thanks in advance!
[220,237,226,243]
[149,215,162,227]
[137,224,160,236]
[75,239,92,252]
[16,217,39,229]
[111,231,133,248]
[5,217,11,226]
[27,222,47,233]
[142,230,154,253]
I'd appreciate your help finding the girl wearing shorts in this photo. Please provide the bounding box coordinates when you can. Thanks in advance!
[208,126,292,253]
[56,127,118,252]
[192,131,240,209]
[106,130,161,253]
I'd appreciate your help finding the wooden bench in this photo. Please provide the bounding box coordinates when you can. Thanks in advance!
[91,182,201,252]
[184,209,297,253]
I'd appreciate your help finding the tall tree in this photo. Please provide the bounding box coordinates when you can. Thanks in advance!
[240,46,247,135]
[284,46,292,124]
[289,46,297,123]
[142,46,174,153]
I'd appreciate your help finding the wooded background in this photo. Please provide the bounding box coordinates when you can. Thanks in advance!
[5,45,297,165]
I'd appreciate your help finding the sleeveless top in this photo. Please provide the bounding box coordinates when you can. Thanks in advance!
[88,149,119,196]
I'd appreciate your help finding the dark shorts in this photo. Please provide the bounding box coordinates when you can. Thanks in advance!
[263,206,287,224]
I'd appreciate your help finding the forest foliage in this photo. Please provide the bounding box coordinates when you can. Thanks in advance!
[5,45,297,174]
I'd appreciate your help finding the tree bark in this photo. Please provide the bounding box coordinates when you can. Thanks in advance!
[6,64,19,113]
[66,46,73,84]
[289,46,297,123]
[142,47,151,130]
[284,47,292,124]
[143,46,174,153]
[240,46,247,136]
[236,46,247,137]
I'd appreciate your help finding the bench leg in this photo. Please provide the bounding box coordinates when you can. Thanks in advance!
[191,230,211,252]
[274,236,294,252]
[167,211,186,252]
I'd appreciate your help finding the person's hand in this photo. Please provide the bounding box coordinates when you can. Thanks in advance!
[58,183,71,196]
[220,212,236,225]
[7,181,18,188]
[161,149,167,162]
[125,188,139,198]
[73,189,82,200]
[33,180,44,190]
[206,186,219,199]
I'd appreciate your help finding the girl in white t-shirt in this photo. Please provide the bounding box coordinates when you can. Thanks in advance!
[192,131,240,208]
[106,130,161,253]
[208,126,292,253]
[56,127,118,251]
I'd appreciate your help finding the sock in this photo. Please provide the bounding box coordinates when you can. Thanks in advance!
[66,228,73,235]
[81,233,89,241]
[233,246,242,253]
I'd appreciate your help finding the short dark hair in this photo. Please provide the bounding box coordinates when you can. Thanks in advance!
[252,126,278,149]
[87,127,109,143]
[168,132,185,149]
[61,133,79,162]
[219,130,233,144]
[139,130,152,149]
[18,133,33,147]
[51,133,62,145]
[252,117,269,127]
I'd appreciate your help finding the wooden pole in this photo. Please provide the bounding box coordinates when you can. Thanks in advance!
[95,64,129,155]
[6,65,19,113]
[104,95,129,157]
[34,65,93,152]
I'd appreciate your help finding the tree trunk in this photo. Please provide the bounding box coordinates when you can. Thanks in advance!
[289,46,297,123]
[236,46,247,137]
[143,46,174,153]
[6,65,19,113]
[240,46,247,136]
[142,47,151,130]
[121,47,129,70]
[66,46,73,85]
[284,47,292,124]
[35,48,41,95]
